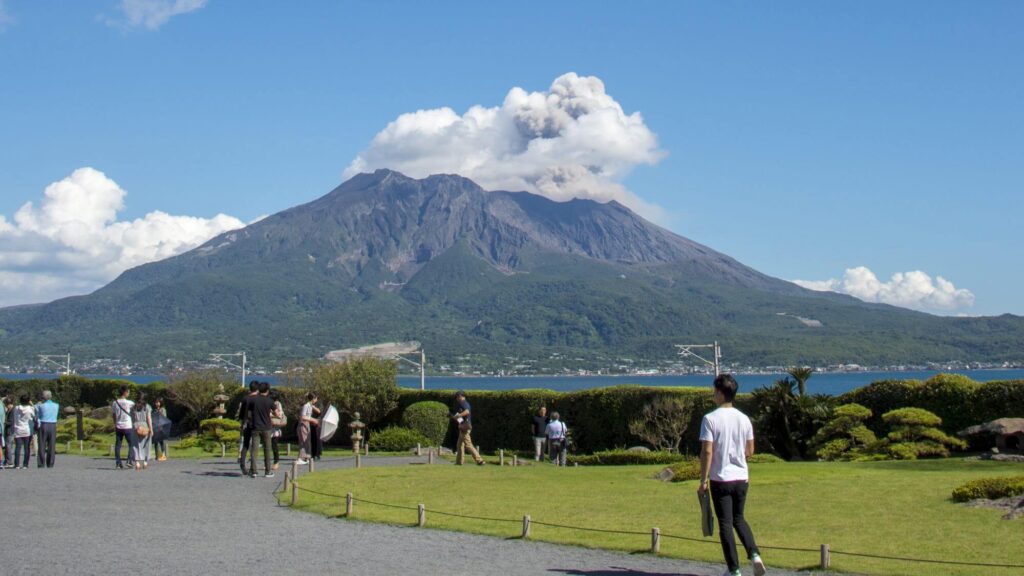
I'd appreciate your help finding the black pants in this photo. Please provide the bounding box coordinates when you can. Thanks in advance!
[310,425,322,459]
[36,422,56,467]
[249,429,273,476]
[15,437,31,468]
[710,480,760,572]
[114,428,132,466]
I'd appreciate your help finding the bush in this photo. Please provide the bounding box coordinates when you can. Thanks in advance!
[666,458,701,482]
[370,426,430,452]
[168,371,239,430]
[176,436,202,449]
[747,453,785,464]
[401,401,449,446]
[810,403,877,461]
[297,358,399,427]
[568,449,685,466]
[951,476,1024,502]
[56,416,115,442]
[870,407,968,460]
[628,396,693,452]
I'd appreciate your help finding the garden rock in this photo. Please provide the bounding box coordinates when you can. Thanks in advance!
[655,467,676,482]
[626,446,650,453]
[959,418,1024,453]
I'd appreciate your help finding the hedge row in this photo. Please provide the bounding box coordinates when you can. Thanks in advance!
[837,375,1024,436]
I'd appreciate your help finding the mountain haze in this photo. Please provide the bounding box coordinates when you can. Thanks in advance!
[1,170,1021,369]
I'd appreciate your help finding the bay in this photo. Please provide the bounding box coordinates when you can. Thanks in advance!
[2,369,1023,396]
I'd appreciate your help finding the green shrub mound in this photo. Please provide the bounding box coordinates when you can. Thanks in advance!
[56,416,116,442]
[871,407,967,460]
[666,458,701,482]
[811,403,877,461]
[568,449,685,466]
[747,453,785,464]
[951,476,1024,503]
[176,436,202,449]
[371,426,430,452]
[401,401,449,446]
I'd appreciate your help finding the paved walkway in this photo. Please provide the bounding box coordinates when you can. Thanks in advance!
[0,455,808,576]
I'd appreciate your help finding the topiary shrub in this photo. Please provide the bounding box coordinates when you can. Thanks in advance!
[568,449,685,466]
[176,436,202,450]
[811,403,877,461]
[666,458,701,482]
[871,407,967,460]
[371,426,430,452]
[952,476,1024,502]
[747,453,785,464]
[401,401,449,446]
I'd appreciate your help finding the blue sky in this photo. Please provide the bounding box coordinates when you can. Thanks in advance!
[0,1,1020,315]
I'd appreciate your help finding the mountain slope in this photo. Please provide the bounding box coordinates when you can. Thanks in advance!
[0,170,1021,369]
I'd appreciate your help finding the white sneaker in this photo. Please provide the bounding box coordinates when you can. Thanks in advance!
[295,458,309,465]
[752,553,767,576]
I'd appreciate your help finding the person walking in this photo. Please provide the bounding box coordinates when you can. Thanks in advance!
[112,386,135,470]
[309,400,323,461]
[236,381,259,475]
[698,374,767,576]
[131,393,153,470]
[35,390,59,469]
[532,406,549,462]
[545,411,569,466]
[153,398,169,461]
[12,395,36,469]
[247,382,276,478]
[452,391,484,466]
[295,392,318,466]
[269,390,286,471]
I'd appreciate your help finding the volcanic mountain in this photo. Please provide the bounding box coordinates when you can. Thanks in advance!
[1,170,1021,369]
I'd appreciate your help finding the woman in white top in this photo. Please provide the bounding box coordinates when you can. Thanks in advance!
[545,412,569,467]
[12,394,36,469]
[296,392,318,465]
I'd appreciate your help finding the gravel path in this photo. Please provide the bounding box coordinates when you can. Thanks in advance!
[0,455,810,576]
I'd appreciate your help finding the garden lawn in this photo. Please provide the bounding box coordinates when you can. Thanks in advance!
[280,458,1024,576]
[52,434,385,459]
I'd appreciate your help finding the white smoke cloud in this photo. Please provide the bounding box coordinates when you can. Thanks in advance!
[0,167,244,307]
[793,266,976,313]
[344,73,668,221]
[118,0,207,30]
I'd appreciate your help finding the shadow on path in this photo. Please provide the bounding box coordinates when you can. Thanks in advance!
[549,568,697,576]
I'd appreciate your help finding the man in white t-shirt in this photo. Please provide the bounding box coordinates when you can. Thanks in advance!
[698,374,767,576]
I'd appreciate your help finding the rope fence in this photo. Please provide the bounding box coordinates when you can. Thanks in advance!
[283,478,1024,571]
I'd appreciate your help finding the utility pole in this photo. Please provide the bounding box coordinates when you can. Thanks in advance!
[210,352,247,387]
[674,341,722,376]
[39,353,71,376]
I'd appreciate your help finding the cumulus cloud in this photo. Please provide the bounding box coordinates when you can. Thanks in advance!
[793,266,976,313]
[344,73,667,221]
[0,167,244,307]
[118,0,207,30]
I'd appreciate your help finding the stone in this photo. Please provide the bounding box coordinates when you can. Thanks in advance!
[655,467,676,482]
[626,446,651,453]
[959,418,1024,453]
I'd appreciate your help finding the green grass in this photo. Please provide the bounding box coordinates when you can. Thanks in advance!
[279,458,1024,576]
[53,435,387,459]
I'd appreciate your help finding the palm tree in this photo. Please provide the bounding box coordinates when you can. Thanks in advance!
[787,366,814,396]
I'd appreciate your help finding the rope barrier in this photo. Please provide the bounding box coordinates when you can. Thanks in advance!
[288,484,1024,569]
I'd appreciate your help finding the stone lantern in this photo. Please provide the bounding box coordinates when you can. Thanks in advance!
[349,412,366,453]
[213,384,230,419]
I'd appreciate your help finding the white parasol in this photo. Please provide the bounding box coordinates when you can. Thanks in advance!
[320,405,339,442]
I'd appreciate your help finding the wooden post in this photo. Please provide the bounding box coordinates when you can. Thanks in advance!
[820,544,830,569]
[283,470,291,492]
[291,460,299,480]
[308,458,315,473]
[346,492,354,516]
[651,527,661,554]
[512,454,518,467]
[66,441,71,452]
[417,503,426,527]
[522,515,531,539]
[416,443,421,456]
[499,449,505,466]
[364,442,369,456]
[109,444,114,457]
[79,440,84,453]
[220,443,226,458]
[427,450,434,464]
[356,454,362,468]
[291,482,299,506]
[287,443,291,456]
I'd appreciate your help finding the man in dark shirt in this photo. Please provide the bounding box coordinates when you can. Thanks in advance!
[248,381,277,478]
[532,406,549,461]
[236,381,259,475]
[452,391,484,465]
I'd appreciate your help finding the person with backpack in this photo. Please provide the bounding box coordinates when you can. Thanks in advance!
[545,411,569,466]
[12,395,36,469]
[698,374,767,576]
[451,391,484,466]
[131,392,153,470]
[153,398,169,461]
[112,386,135,470]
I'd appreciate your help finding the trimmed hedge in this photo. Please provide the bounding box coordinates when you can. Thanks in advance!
[951,476,1024,502]
[401,401,449,446]
[568,449,685,466]
[666,458,701,482]
[838,375,1024,435]
[370,426,430,452]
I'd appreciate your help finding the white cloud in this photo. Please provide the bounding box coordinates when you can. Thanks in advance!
[793,266,976,313]
[344,73,667,221]
[118,0,207,30]
[0,167,244,307]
